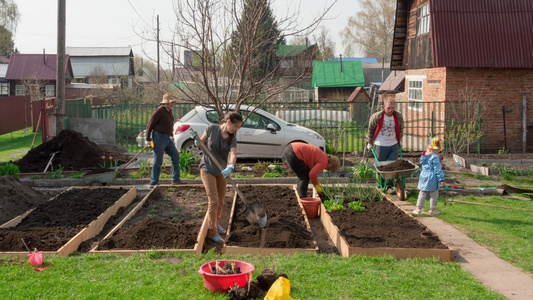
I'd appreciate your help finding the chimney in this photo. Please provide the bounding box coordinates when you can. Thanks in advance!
[43,49,46,65]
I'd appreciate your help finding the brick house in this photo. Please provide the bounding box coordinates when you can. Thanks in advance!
[391,0,533,153]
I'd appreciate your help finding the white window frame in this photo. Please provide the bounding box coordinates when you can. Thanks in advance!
[15,84,26,96]
[45,84,55,97]
[281,59,293,69]
[408,80,423,111]
[418,4,430,35]
[0,82,8,95]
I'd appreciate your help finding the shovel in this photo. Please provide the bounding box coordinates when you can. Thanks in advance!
[189,129,267,228]
[116,143,151,177]
[43,151,60,173]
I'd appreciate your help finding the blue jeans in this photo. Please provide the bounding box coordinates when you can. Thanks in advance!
[375,143,399,188]
[150,131,181,185]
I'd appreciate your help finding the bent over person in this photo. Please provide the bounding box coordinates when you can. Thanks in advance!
[283,142,340,198]
[145,93,184,188]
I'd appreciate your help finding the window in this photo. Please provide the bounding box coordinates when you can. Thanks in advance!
[281,60,293,69]
[109,77,120,84]
[0,82,8,95]
[15,85,26,96]
[408,80,423,110]
[417,4,430,34]
[45,85,55,97]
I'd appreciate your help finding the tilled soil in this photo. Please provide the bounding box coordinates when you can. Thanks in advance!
[0,175,47,224]
[97,186,208,250]
[377,159,417,172]
[326,197,448,249]
[226,185,315,249]
[0,188,129,251]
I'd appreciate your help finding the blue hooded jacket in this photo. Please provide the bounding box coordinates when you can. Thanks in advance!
[417,153,445,191]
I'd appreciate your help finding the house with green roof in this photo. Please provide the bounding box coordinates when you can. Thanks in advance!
[312,60,365,102]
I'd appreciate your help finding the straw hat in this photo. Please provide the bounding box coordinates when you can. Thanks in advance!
[160,93,177,104]
[428,137,443,150]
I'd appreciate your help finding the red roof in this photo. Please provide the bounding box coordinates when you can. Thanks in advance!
[5,53,73,80]
[430,0,533,68]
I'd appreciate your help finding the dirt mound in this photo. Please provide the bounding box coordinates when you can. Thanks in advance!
[0,175,47,224]
[14,129,132,173]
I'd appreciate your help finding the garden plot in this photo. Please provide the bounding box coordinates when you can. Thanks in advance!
[91,185,209,255]
[0,186,135,257]
[224,184,318,255]
[317,187,454,261]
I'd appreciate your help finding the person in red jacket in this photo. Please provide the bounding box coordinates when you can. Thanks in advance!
[283,142,340,198]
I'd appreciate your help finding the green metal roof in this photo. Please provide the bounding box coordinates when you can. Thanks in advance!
[312,60,365,88]
[276,45,313,57]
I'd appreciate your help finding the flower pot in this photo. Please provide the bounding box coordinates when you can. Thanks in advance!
[300,197,321,219]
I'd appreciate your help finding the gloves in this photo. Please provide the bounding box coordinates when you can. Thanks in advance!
[221,164,234,178]
[314,184,323,193]
[190,131,198,140]
[366,143,373,150]
[145,140,154,148]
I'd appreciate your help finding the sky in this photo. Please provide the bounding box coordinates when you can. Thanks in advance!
[13,0,360,64]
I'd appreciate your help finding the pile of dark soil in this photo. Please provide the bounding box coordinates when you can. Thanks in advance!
[14,129,132,173]
[0,188,128,251]
[377,159,416,172]
[227,185,315,249]
[228,269,288,300]
[98,186,207,250]
[0,175,47,224]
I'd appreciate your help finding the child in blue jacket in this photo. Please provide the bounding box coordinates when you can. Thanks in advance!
[413,138,445,215]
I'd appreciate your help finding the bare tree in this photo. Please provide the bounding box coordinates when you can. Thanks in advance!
[0,0,19,34]
[137,0,335,119]
[340,0,395,63]
[312,26,336,61]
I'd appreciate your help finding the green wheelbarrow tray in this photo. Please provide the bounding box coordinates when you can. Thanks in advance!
[374,160,419,180]
[81,169,117,186]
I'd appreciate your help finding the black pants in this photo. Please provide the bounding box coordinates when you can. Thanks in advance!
[283,144,309,198]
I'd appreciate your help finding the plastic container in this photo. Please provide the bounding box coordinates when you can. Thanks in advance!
[300,197,321,219]
[198,260,255,293]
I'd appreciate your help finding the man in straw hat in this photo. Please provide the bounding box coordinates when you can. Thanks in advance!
[145,93,185,188]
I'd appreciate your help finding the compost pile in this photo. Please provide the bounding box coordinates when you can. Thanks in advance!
[0,175,47,225]
[227,185,315,249]
[15,129,132,173]
[0,188,128,251]
[377,159,416,172]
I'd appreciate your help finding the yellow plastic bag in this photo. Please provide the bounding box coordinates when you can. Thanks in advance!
[264,277,299,300]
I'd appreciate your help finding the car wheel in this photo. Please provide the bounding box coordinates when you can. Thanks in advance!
[182,140,203,162]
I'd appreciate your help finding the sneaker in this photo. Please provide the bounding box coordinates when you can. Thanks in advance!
[412,207,422,215]
[217,225,227,235]
[172,180,185,185]
[209,234,225,243]
[429,209,441,216]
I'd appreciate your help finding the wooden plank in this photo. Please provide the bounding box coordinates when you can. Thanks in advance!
[57,186,137,256]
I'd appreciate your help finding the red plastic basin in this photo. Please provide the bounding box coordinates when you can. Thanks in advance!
[197,260,255,293]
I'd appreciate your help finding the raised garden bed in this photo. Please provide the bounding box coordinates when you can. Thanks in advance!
[453,153,533,169]
[0,186,135,257]
[317,189,454,261]
[224,184,318,255]
[91,185,209,255]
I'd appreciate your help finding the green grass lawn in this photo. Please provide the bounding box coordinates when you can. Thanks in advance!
[0,128,42,163]
[0,252,504,299]
[406,183,533,275]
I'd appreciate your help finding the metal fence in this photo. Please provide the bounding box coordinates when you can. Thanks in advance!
[64,101,480,154]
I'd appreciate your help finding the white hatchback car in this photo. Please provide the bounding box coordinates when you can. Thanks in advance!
[170,105,326,161]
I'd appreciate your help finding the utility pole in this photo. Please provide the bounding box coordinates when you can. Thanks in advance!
[157,15,160,84]
[55,0,66,134]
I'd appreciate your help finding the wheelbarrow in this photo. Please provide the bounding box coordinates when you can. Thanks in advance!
[81,169,117,186]
[372,148,418,200]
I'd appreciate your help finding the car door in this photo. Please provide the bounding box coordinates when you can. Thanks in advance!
[237,110,283,158]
